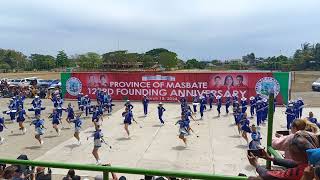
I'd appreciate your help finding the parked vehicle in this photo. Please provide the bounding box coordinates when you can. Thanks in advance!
[49,79,61,88]
[8,79,22,86]
[312,78,320,91]
[37,79,52,87]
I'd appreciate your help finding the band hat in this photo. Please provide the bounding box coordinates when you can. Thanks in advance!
[35,95,39,98]
[288,103,294,107]
[159,102,163,105]
[241,97,247,101]
[216,95,221,99]
[298,97,302,100]
[263,98,267,102]
[250,96,255,100]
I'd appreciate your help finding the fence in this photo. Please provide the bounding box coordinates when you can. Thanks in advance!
[0,158,247,180]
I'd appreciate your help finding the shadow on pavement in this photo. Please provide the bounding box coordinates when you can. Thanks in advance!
[25,146,41,150]
[235,144,248,149]
[171,145,187,151]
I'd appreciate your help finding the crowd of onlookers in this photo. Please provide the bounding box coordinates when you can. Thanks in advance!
[0,80,59,99]
[246,118,320,180]
[0,157,190,180]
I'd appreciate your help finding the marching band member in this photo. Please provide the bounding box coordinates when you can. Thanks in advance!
[249,96,256,118]
[216,95,222,117]
[142,95,149,116]
[157,102,166,124]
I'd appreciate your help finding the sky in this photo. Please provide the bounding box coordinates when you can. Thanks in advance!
[1,0,320,60]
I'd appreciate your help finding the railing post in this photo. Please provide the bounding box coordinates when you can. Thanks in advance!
[103,171,109,180]
[266,92,275,169]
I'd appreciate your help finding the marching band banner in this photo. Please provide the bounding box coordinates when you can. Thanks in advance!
[61,71,291,104]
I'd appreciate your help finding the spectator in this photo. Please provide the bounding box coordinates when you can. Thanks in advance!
[300,165,320,180]
[2,165,17,179]
[63,169,80,180]
[272,119,307,159]
[248,131,320,180]
[34,167,51,180]
[95,163,120,180]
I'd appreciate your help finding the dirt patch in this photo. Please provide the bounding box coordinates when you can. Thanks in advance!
[0,71,60,80]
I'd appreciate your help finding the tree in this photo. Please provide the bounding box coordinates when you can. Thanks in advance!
[56,50,69,67]
[185,59,200,69]
[102,50,128,64]
[158,51,178,69]
[0,49,27,70]
[145,48,170,57]
[76,52,102,69]
[30,54,56,70]
[141,54,156,68]
[242,53,256,65]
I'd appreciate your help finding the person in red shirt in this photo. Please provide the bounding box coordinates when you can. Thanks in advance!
[247,131,320,180]
[235,75,248,88]
[210,75,223,89]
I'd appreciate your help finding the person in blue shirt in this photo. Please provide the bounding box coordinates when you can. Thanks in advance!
[124,100,133,111]
[50,109,62,136]
[241,97,248,113]
[7,99,18,121]
[307,112,320,128]
[255,100,263,126]
[0,116,7,144]
[69,113,83,145]
[249,125,262,150]
[239,113,251,144]
[225,94,231,115]
[87,125,104,165]
[104,94,113,114]
[293,100,300,119]
[297,97,305,118]
[92,106,102,131]
[29,96,45,116]
[216,95,222,117]
[233,101,240,124]
[201,94,207,111]
[183,109,196,134]
[83,95,92,116]
[285,103,296,130]
[30,115,45,145]
[261,98,269,123]
[122,107,134,138]
[54,96,64,119]
[65,103,75,123]
[208,93,214,110]
[233,94,238,103]
[192,95,199,113]
[175,115,189,147]
[16,106,30,134]
[199,96,206,120]
[157,102,166,124]
[142,96,149,116]
[77,93,83,110]
[178,96,187,113]
[16,95,25,109]
[80,94,86,112]
[249,96,256,118]
[96,89,101,104]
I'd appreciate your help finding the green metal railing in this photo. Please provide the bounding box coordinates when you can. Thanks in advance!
[0,159,247,180]
[266,93,284,169]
